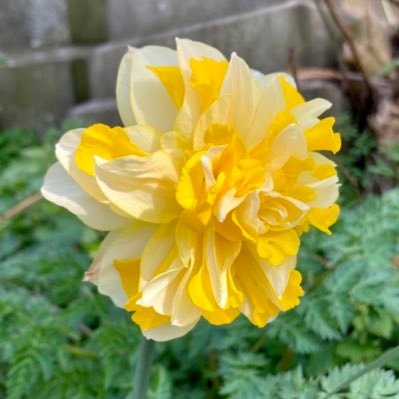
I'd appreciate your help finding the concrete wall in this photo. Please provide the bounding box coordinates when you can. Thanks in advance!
[0,0,346,130]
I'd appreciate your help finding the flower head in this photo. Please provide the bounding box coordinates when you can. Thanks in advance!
[42,39,340,341]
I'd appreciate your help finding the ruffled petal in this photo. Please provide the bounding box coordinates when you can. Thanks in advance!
[175,38,226,139]
[94,151,182,223]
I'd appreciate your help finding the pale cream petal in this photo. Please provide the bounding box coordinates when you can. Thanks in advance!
[139,222,177,287]
[291,98,332,129]
[124,125,162,153]
[94,151,182,223]
[248,76,285,147]
[116,49,137,127]
[56,129,107,202]
[219,53,260,147]
[171,269,201,326]
[41,163,130,231]
[175,219,199,267]
[268,124,307,171]
[142,320,198,341]
[204,224,241,308]
[84,222,156,307]
[130,46,179,132]
[137,268,182,315]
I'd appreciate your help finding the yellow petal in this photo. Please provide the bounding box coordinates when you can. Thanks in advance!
[114,259,140,297]
[132,306,171,331]
[275,269,304,311]
[147,65,185,108]
[307,204,340,234]
[305,117,342,154]
[279,75,305,108]
[75,124,147,176]
[189,56,228,111]
[256,230,300,266]
[202,307,240,325]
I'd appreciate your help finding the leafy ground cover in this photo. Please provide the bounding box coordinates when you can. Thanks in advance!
[1,118,399,398]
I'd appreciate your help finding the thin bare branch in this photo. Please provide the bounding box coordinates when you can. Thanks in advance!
[0,192,43,223]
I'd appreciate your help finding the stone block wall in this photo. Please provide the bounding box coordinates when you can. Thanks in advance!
[0,0,345,131]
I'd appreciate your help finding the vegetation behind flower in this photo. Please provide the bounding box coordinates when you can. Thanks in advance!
[1,118,399,398]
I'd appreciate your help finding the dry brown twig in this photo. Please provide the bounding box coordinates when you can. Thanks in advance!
[323,0,376,98]
[0,192,43,223]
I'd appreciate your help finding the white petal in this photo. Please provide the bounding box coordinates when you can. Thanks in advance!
[142,320,198,341]
[116,49,137,126]
[84,222,156,307]
[41,163,130,231]
[131,46,179,132]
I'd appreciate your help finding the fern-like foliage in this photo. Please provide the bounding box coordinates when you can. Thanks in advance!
[1,123,399,398]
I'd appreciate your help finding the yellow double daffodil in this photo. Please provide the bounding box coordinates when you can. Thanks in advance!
[42,39,340,341]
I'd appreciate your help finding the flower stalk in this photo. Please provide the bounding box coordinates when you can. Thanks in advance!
[132,337,155,399]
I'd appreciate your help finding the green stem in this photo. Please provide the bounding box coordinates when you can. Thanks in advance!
[132,336,155,399]
[323,345,399,398]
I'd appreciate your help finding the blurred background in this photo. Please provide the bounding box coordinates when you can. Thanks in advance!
[2,1,399,398]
